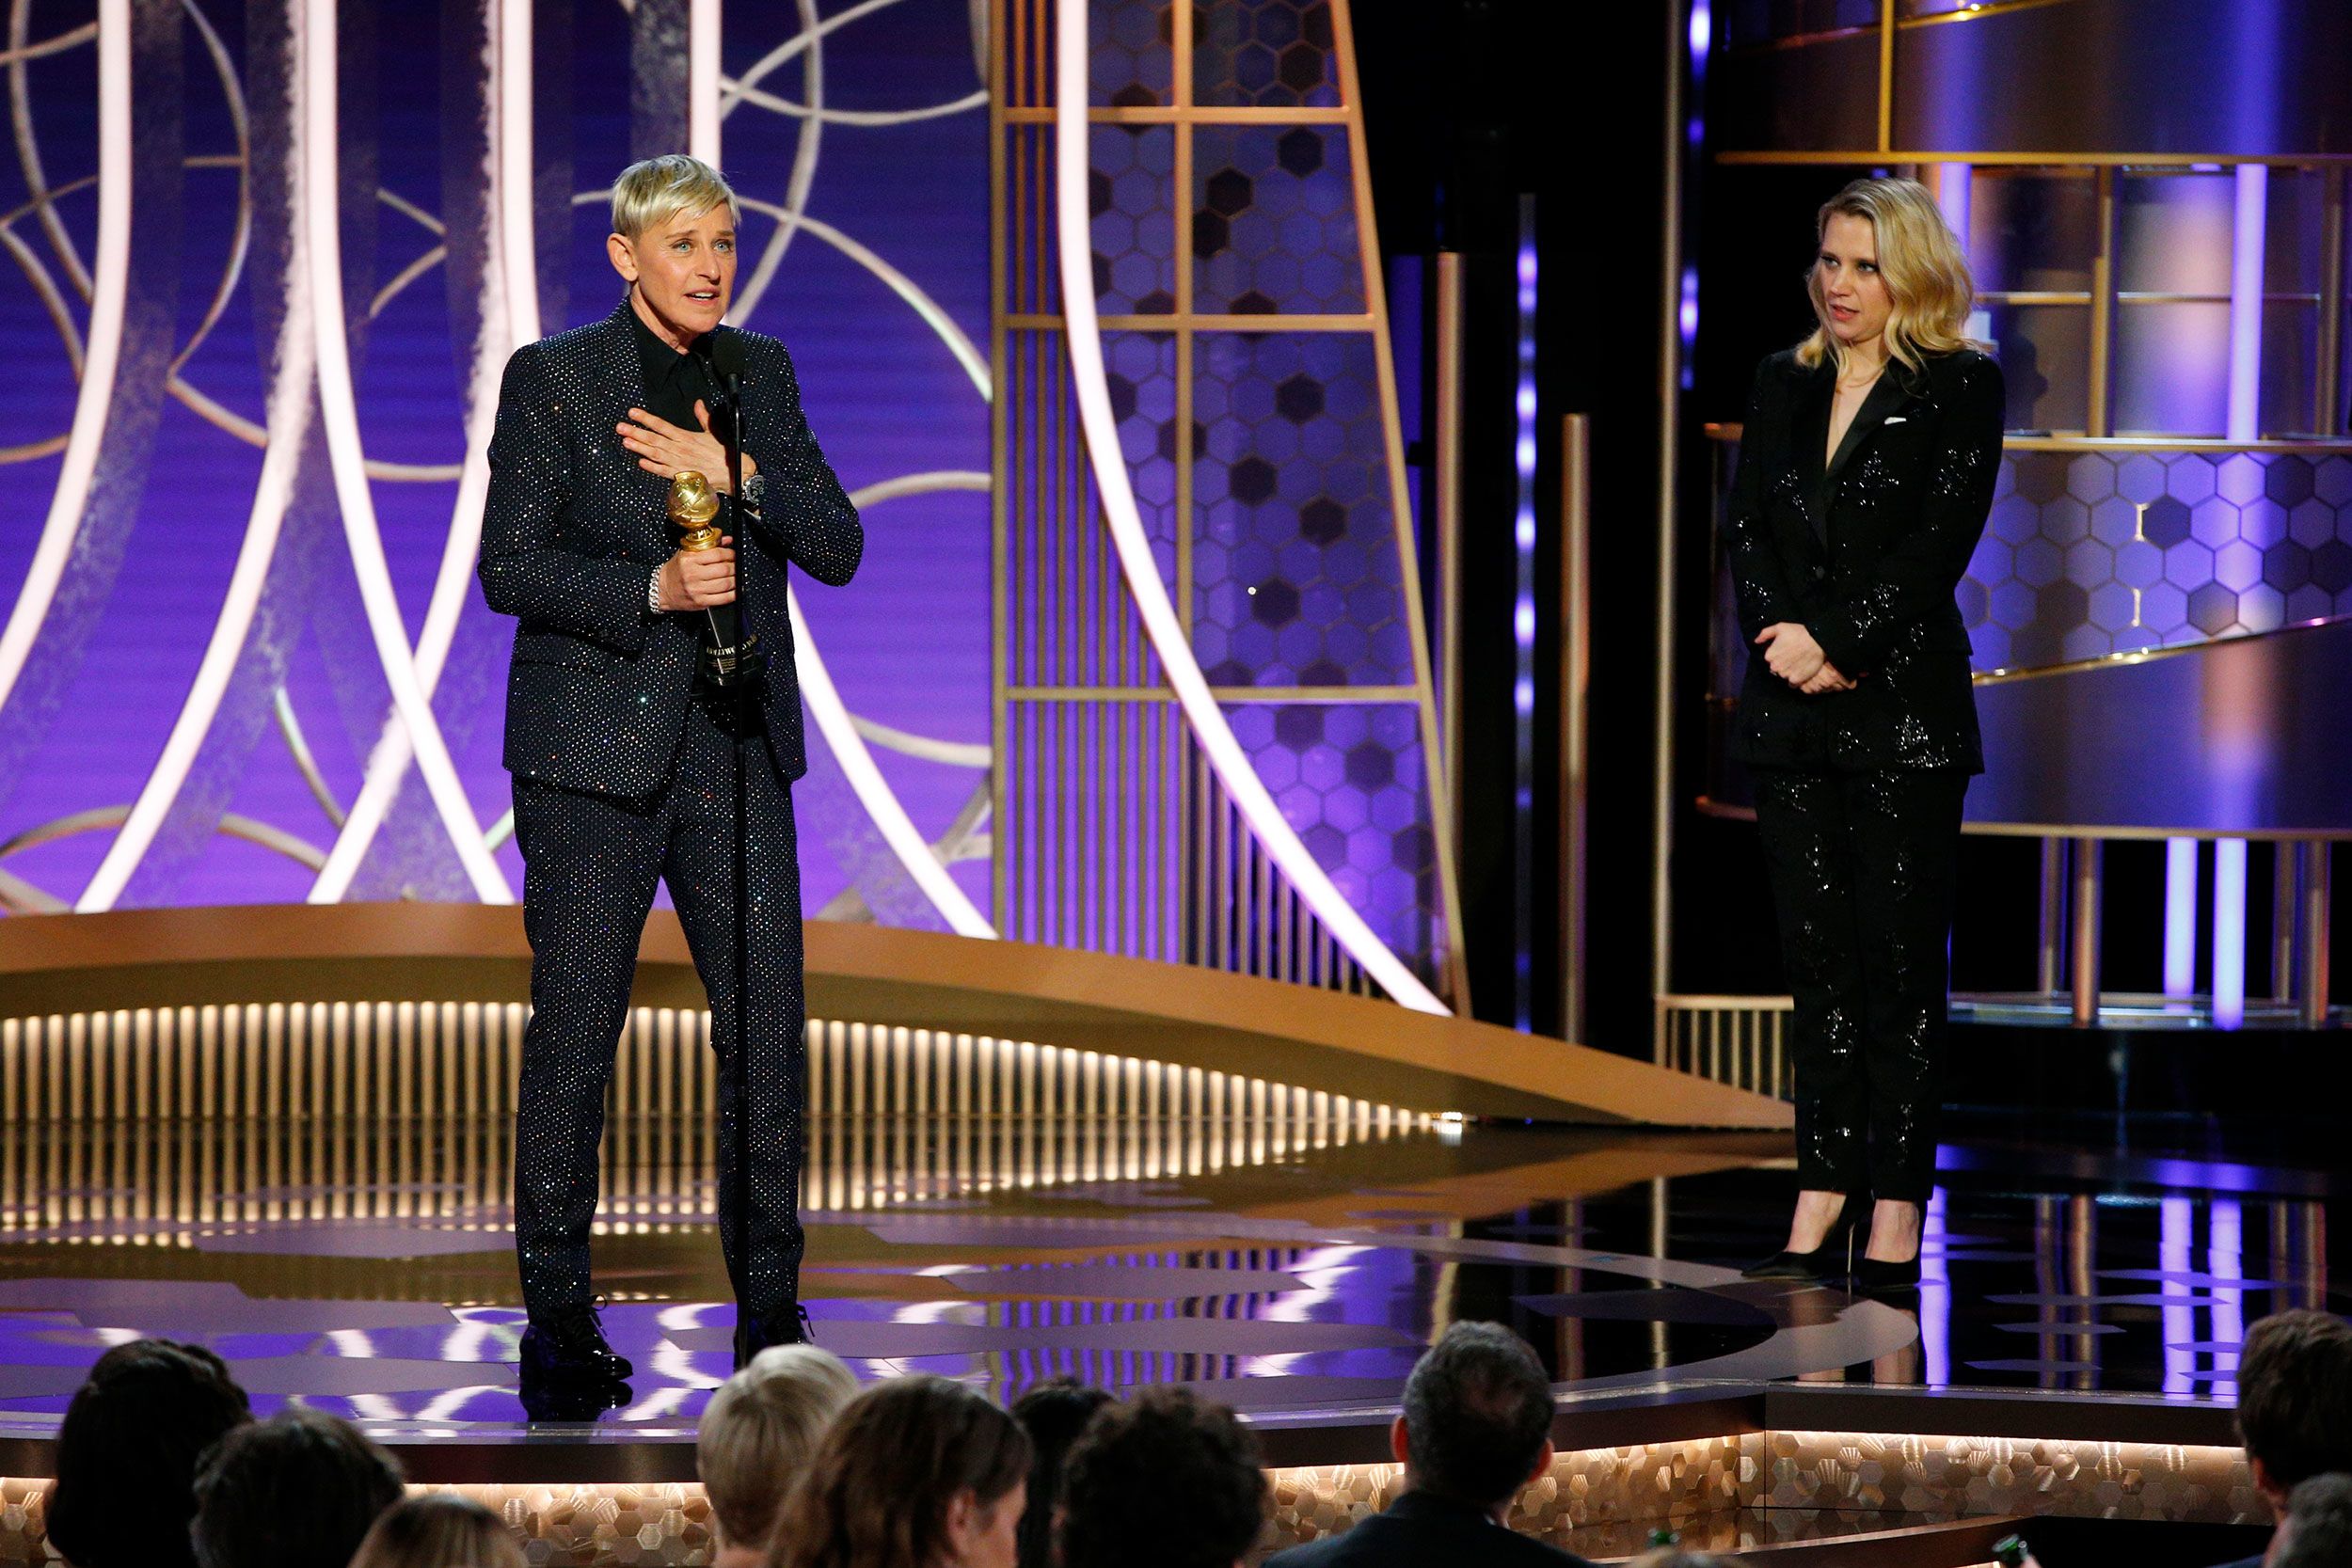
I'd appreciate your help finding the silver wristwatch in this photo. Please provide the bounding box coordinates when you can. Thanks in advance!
[739,470,766,515]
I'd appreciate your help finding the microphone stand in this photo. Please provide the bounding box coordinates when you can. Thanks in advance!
[720,368,755,1343]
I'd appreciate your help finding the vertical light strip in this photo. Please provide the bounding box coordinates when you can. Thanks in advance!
[1922,1186,1950,1389]
[2160,1195,2195,1395]
[497,0,540,346]
[2208,1198,2244,1388]
[2211,164,2267,1026]
[1053,0,1444,1014]
[304,0,513,903]
[1510,208,1536,1029]
[689,0,722,166]
[2213,838,2248,1028]
[0,0,132,717]
[1934,161,1971,246]
[310,0,536,901]
[2163,838,2199,1000]
[2227,165,2267,443]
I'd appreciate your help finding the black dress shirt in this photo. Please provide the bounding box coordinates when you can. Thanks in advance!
[628,297,723,436]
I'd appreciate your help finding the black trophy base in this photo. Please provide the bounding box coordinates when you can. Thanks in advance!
[696,634,766,690]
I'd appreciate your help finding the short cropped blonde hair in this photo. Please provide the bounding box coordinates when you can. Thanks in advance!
[696,1343,858,1550]
[611,153,739,241]
[1796,176,1979,378]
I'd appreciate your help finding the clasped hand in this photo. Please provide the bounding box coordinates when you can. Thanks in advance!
[1755,623,1855,694]
[618,401,758,495]
[657,534,735,612]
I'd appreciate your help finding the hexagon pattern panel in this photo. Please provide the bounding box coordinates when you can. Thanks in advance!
[1193,0,1342,108]
[1229,704,1433,966]
[1193,125,1365,315]
[1966,451,2352,670]
[1194,333,1412,689]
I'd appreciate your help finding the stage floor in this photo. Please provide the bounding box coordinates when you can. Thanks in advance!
[0,1102,2339,1454]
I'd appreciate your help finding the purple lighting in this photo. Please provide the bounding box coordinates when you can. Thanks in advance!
[2213,838,2248,1029]
[2165,840,2199,1001]
[1511,207,1538,1028]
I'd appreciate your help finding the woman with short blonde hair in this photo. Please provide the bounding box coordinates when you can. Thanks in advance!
[1722,176,2005,1298]
[346,1495,524,1568]
[699,1344,860,1567]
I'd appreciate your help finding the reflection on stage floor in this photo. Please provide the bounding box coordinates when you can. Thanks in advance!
[0,1064,2340,1439]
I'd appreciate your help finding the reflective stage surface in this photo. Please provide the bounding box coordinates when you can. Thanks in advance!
[0,1085,2342,1442]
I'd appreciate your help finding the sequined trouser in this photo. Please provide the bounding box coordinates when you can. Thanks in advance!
[512,694,805,1322]
[1752,766,1968,1205]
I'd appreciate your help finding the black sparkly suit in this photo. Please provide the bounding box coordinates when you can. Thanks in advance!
[477,299,862,1323]
[1722,346,2002,1203]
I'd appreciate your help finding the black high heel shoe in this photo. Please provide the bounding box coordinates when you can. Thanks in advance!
[1741,1196,1863,1280]
[1852,1254,1922,1296]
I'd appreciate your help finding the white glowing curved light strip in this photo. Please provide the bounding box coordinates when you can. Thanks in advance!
[77,161,314,908]
[0,0,128,721]
[687,9,991,939]
[310,0,535,902]
[1052,0,1443,1013]
[302,0,511,903]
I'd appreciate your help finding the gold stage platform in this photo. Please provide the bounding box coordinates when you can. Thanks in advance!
[0,906,1789,1130]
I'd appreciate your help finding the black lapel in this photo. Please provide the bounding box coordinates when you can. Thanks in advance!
[596,304,667,547]
[1795,359,1836,546]
[1824,369,1911,488]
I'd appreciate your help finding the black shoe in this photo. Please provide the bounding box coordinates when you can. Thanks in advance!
[517,1372,631,1422]
[1741,1195,1864,1281]
[520,1301,635,1386]
[1853,1254,1922,1297]
[733,1301,815,1370]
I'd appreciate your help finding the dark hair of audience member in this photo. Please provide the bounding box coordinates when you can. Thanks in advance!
[347,1495,525,1568]
[190,1407,407,1568]
[2237,1310,2352,1491]
[2273,1472,2352,1568]
[1010,1377,1116,1568]
[44,1339,253,1568]
[1398,1321,1555,1510]
[1058,1387,1268,1568]
[768,1374,1032,1568]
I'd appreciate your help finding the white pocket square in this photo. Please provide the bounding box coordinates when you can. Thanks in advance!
[1883,416,1908,424]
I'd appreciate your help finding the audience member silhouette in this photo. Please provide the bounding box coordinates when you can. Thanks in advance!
[1058,1386,1269,1568]
[701,1344,859,1568]
[44,1339,251,1568]
[1265,1322,1594,1568]
[347,1495,526,1568]
[1010,1377,1116,1568]
[768,1373,1031,1568]
[190,1408,405,1568]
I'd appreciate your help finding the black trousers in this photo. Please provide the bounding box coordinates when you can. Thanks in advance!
[511,695,806,1322]
[1752,766,1968,1205]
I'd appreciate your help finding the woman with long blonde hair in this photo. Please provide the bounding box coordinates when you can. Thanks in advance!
[1721,176,2004,1296]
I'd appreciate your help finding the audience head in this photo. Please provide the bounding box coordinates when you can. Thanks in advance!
[1394,1321,1556,1515]
[699,1344,859,1557]
[44,1339,252,1568]
[2237,1310,2352,1504]
[1010,1378,1115,1568]
[347,1495,524,1568]
[2271,1472,2352,1568]
[770,1373,1031,1568]
[191,1408,406,1568]
[1058,1387,1267,1568]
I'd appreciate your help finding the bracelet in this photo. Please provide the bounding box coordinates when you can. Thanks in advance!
[647,564,663,613]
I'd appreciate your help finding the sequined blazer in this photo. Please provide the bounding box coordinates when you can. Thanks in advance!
[1722,345,2004,775]
[477,303,863,800]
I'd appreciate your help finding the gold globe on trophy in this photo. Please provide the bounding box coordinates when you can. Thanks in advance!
[667,468,723,552]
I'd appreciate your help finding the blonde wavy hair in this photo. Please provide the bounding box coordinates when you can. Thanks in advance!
[1796,176,1978,377]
